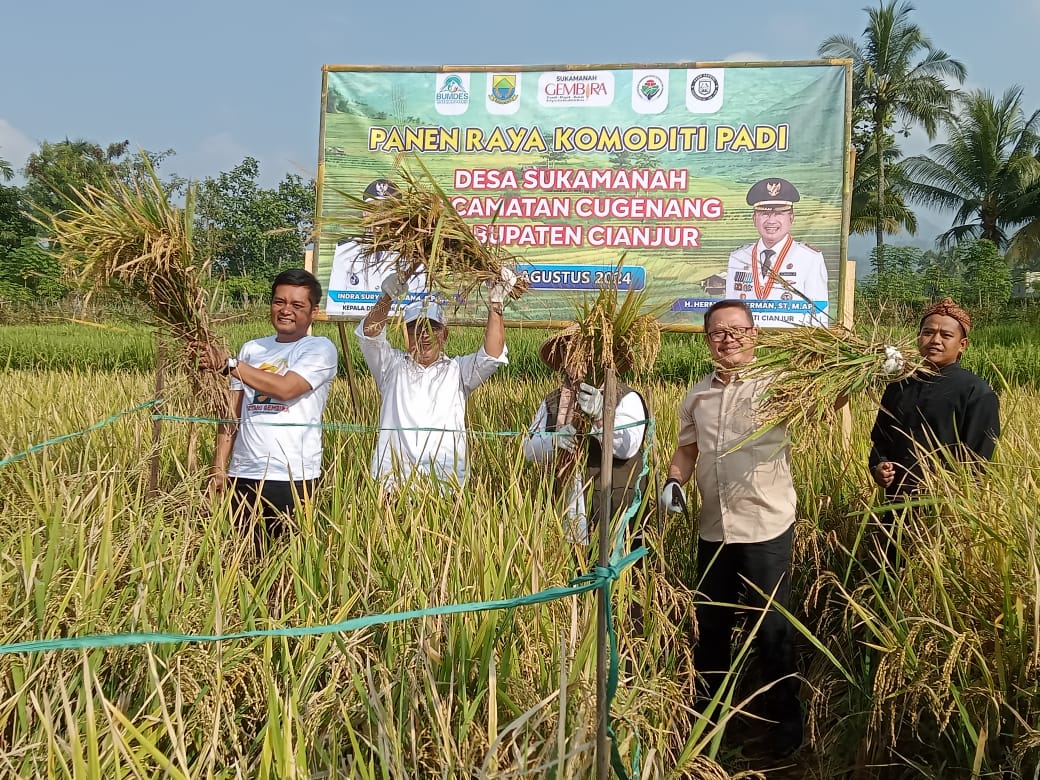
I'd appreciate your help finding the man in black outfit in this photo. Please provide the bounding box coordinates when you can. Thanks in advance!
[869,297,1000,560]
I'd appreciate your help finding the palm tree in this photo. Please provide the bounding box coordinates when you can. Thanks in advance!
[819,0,965,272]
[902,87,1040,262]
[850,131,918,237]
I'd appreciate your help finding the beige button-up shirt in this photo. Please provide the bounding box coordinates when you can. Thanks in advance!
[677,369,796,543]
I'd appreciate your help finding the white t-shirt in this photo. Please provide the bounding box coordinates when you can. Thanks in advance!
[227,334,339,482]
[355,321,507,488]
[523,390,647,545]
[725,234,829,326]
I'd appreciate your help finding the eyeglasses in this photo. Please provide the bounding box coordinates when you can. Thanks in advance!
[706,326,753,343]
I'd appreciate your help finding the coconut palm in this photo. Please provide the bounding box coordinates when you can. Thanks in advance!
[902,87,1040,260]
[819,0,965,272]
[850,131,918,237]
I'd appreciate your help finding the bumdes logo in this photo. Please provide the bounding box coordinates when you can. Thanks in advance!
[435,73,471,115]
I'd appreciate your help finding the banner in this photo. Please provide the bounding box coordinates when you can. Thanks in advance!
[315,61,850,328]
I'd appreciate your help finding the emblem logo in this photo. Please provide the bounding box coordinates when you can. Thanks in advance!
[490,74,518,104]
[638,75,662,101]
[690,73,719,101]
[766,180,782,197]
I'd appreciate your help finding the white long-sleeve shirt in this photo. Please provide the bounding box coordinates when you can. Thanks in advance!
[356,322,507,489]
[523,390,647,544]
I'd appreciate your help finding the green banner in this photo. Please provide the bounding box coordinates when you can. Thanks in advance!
[315,62,851,328]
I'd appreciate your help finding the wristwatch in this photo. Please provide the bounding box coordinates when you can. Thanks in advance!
[223,356,239,376]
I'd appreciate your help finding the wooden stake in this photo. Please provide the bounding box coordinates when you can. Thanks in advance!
[596,367,617,780]
[336,321,360,417]
[148,335,166,497]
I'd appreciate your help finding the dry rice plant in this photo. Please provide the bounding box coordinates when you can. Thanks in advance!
[34,155,230,418]
[540,277,663,487]
[743,323,932,434]
[330,155,529,303]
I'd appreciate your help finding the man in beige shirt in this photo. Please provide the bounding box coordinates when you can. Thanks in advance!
[660,299,802,758]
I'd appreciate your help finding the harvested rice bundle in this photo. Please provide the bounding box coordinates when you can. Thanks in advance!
[36,155,230,416]
[331,156,529,302]
[539,277,663,483]
[742,323,931,432]
[539,280,663,387]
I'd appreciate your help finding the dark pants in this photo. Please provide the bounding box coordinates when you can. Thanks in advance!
[694,526,800,725]
[229,478,316,550]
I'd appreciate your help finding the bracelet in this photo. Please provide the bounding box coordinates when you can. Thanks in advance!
[490,303,505,315]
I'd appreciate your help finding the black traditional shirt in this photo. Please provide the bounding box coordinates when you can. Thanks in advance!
[869,361,1000,495]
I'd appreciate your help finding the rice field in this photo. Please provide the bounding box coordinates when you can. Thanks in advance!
[1,316,1038,778]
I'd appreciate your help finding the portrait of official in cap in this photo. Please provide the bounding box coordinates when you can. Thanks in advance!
[327,178,422,317]
[724,177,830,327]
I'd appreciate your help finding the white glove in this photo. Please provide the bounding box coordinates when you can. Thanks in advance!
[659,478,687,515]
[881,345,905,376]
[576,382,604,420]
[555,423,578,452]
[380,272,409,299]
[488,266,518,304]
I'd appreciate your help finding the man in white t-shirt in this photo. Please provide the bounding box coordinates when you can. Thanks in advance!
[199,268,339,546]
[725,177,829,327]
[356,268,519,492]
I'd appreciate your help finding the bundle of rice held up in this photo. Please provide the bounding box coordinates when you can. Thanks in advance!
[333,158,529,301]
[38,156,230,415]
[542,279,663,484]
[541,281,663,387]
[742,324,932,433]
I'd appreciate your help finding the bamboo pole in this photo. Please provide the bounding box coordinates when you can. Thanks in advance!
[148,336,166,498]
[336,321,360,417]
[596,367,617,780]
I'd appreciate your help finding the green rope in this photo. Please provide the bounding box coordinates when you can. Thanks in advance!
[2,400,655,778]
[0,400,159,468]
[151,413,650,437]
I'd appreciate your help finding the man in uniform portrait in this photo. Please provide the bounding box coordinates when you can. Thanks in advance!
[326,178,424,317]
[725,178,829,327]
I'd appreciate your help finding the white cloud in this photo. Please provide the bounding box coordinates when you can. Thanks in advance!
[722,51,771,63]
[0,119,38,179]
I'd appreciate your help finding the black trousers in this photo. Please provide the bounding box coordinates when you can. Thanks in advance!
[694,525,800,723]
[229,478,316,548]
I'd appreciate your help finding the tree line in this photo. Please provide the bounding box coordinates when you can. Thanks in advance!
[2,0,1039,314]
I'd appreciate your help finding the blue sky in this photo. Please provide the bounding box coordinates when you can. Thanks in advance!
[2,0,1038,259]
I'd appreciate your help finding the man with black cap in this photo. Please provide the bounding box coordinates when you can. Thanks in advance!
[327,178,422,316]
[356,268,520,492]
[725,177,829,327]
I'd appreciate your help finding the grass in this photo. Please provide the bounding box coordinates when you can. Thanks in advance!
[0,316,1038,777]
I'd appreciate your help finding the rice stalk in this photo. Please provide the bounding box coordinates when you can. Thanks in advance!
[540,270,663,487]
[328,155,530,302]
[742,323,933,434]
[32,154,230,418]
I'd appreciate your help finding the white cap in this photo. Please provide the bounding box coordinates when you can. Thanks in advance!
[403,300,447,326]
